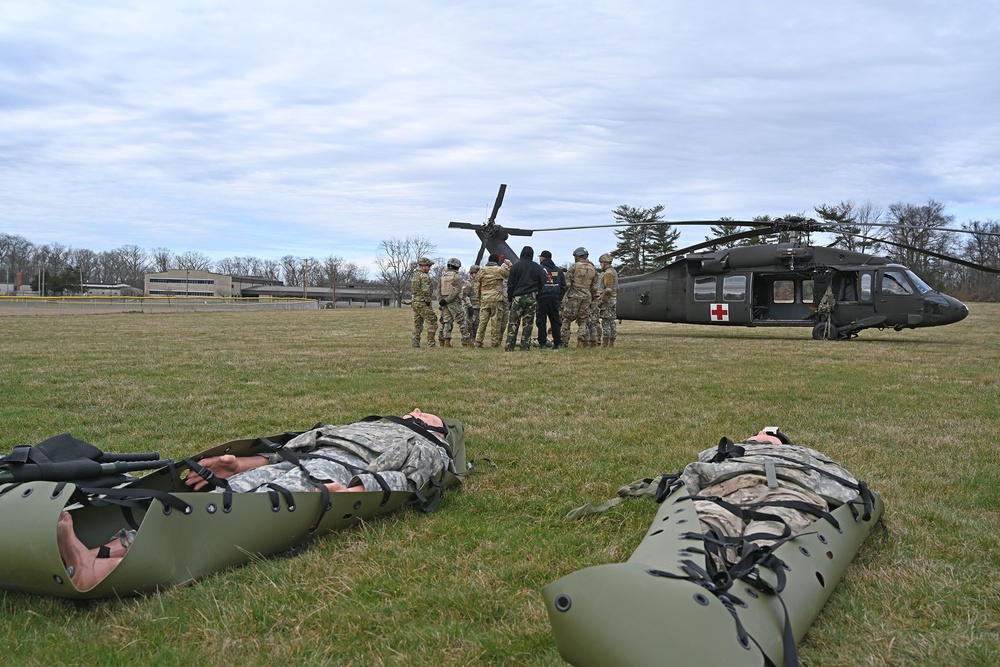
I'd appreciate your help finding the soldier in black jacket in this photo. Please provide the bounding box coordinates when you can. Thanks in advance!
[504,246,546,351]
[535,250,567,349]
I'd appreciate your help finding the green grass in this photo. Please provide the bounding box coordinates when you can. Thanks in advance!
[1,306,998,666]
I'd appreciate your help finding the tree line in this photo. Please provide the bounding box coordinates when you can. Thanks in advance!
[0,236,374,296]
[609,199,1000,301]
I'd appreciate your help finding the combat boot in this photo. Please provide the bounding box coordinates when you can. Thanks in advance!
[475,341,484,348]
[607,338,615,348]
[576,339,585,349]
[444,339,453,348]
[602,339,609,348]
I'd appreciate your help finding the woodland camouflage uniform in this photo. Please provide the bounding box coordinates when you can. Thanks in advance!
[438,260,471,347]
[587,267,602,346]
[475,260,510,347]
[411,259,438,348]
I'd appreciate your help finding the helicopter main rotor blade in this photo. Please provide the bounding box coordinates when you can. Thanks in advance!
[488,184,507,223]
[653,228,776,261]
[855,235,1000,274]
[527,220,772,232]
[449,221,480,230]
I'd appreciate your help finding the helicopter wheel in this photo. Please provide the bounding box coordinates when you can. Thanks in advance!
[812,320,839,341]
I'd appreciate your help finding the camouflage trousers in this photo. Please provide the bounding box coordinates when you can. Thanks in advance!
[587,303,601,344]
[561,295,592,343]
[439,300,471,343]
[506,293,537,350]
[599,296,617,340]
[412,301,438,347]
[218,440,447,494]
[465,306,480,340]
[477,300,507,347]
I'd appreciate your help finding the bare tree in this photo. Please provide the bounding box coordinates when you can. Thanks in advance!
[885,199,957,289]
[174,251,214,271]
[374,235,436,307]
[151,247,172,272]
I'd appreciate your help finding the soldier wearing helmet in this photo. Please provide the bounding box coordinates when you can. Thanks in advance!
[411,258,438,348]
[438,258,472,347]
[563,247,599,347]
[597,253,619,347]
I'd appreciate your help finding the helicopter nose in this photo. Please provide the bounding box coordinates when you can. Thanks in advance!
[924,294,969,325]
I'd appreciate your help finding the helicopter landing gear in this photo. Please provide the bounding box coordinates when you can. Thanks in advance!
[812,320,839,341]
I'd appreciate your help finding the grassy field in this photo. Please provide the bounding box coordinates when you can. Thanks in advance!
[1,305,997,666]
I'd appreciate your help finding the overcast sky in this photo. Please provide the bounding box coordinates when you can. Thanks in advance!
[2,1,998,271]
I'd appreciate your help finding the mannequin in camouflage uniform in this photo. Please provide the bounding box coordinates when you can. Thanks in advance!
[188,411,453,495]
[462,264,481,339]
[438,258,472,347]
[411,257,438,348]
[563,247,599,348]
[475,254,512,348]
[597,253,619,347]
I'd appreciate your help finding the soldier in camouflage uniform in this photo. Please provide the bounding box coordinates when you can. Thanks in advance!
[597,253,619,347]
[475,254,511,348]
[462,264,481,338]
[438,258,472,347]
[562,247,599,348]
[587,269,602,348]
[411,257,438,348]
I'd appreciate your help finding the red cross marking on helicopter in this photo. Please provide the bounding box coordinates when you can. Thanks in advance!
[710,303,729,321]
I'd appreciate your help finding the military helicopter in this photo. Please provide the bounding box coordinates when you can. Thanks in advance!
[450,185,999,339]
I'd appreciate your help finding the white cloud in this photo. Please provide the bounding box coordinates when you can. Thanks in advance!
[1,0,998,270]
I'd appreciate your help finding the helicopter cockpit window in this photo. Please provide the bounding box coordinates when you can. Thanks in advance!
[904,269,933,294]
[772,280,794,304]
[723,275,746,301]
[693,276,716,302]
[881,271,914,296]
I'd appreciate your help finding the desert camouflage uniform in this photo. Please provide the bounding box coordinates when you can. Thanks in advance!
[562,258,598,344]
[219,421,452,494]
[439,268,471,345]
[475,261,510,347]
[411,269,437,347]
[598,264,618,342]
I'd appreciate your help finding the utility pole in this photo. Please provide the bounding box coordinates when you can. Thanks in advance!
[303,259,310,299]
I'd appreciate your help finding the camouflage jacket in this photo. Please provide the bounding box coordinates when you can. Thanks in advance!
[230,421,453,494]
[475,262,510,303]
[600,266,619,300]
[565,259,598,300]
[462,279,479,308]
[411,270,433,304]
[440,269,463,303]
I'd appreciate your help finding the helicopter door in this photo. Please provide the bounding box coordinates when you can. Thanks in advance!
[876,269,921,327]
[751,275,815,323]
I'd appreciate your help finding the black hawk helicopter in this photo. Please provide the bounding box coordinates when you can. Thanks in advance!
[450,185,999,340]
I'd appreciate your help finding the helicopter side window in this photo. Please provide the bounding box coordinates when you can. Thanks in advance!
[723,275,746,301]
[802,280,815,303]
[881,271,914,296]
[772,280,794,304]
[860,273,873,301]
[693,276,716,302]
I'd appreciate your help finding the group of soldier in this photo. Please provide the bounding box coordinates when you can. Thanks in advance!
[410,246,619,350]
